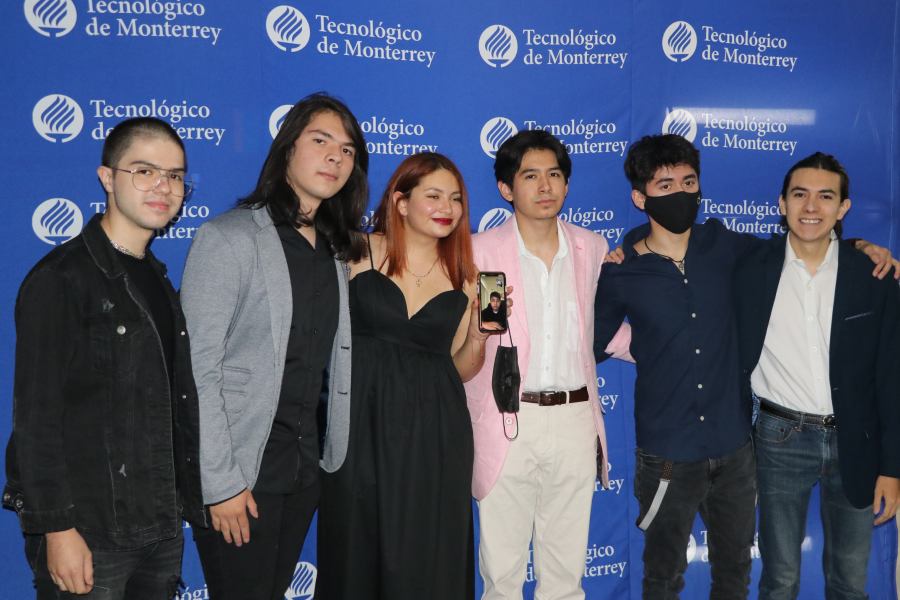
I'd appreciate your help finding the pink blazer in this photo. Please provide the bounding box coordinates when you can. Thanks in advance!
[465,217,631,500]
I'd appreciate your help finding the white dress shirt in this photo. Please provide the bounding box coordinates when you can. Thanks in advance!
[516,219,586,392]
[751,233,838,415]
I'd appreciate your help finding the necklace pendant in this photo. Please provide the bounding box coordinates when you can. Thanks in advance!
[415,278,422,287]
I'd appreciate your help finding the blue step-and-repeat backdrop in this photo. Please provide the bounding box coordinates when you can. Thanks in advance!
[2,1,899,598]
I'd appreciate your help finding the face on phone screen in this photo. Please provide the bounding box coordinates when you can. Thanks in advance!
[478,272,507,332]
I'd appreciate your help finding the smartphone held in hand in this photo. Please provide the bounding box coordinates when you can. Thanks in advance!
[477,271,508,333]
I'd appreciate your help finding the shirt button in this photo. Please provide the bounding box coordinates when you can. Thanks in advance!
[181,394,187,399]
[697,383,703,389]
[546,334,551,340]
[505,417,513,424]
[691,312,697,318]
[313,328,319,335]
[699,415,705,422]
[811,346,818,352]
[683,278,688,284]
[695,348,701,354]
[180,330,186,336]
[116,325,126,335]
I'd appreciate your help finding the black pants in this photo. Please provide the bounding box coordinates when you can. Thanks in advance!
[193,481,319,600]
[25,530,183,600]
[634,439,756,600]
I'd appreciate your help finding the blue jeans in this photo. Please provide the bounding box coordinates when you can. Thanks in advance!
[634,439,756,600]
[25,530,183,599]
[755,410,873,600]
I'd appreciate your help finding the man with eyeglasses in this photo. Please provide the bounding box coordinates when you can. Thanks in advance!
[3,117,206,598]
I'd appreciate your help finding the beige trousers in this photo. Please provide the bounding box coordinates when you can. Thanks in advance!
[477,401,598,600]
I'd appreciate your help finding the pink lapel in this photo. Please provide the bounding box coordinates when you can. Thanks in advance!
[485,216,528,346]
[561,221,589,335]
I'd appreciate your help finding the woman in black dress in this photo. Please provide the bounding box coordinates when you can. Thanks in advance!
[316,153,502,599]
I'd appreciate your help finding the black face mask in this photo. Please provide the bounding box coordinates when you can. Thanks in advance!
[643,190,701,234]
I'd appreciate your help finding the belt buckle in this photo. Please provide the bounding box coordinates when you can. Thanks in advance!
[540,391,562,406]
[822,414,836,428]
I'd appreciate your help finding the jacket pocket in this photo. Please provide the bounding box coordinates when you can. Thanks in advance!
[843,311,873,322]
[222,365,251,395]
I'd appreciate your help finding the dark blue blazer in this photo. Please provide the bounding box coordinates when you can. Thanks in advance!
[734,236,900,509]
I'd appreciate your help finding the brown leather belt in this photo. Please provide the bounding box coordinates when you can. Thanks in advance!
[760,398,836,428]
[521,386,589,407]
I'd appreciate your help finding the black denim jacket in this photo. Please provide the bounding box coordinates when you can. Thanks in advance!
[3,215,207,550]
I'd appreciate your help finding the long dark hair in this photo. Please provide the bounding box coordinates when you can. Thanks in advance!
[239,92,369,260]
[371,152,476,290]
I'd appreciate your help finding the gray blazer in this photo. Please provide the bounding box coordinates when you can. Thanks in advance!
[180,206,352,505]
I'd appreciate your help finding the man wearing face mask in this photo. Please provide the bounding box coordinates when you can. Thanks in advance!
[592,134,897,600]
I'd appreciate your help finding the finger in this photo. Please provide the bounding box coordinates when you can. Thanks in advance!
[211,514,221,532]
[237,513,251,545]
[72,574,89,595]
[246,493,259,520]
[220,521,233,545]
[893,260,900,280]
[83,551,94,586]
[58,573,73,593]
[873,489,884,516]
[875,261,889,280]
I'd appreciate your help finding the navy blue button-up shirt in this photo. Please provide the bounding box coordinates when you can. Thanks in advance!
[594,219,759,462]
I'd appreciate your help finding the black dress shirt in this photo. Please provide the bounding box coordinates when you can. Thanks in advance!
[594,219,761,462]
[255,225,339,493]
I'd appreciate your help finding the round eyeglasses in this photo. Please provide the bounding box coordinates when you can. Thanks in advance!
[110,167,193,197]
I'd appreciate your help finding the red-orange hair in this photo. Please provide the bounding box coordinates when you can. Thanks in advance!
[371,152,476,290]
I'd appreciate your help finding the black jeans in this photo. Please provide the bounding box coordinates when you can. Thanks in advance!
[193,481,319,600]
[634,439,756,600]
[25,530,183,599]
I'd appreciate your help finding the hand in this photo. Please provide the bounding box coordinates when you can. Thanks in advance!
[604,247,625,264]
[209,488,258,546]
[46,529,93,594]
[873,475,900,525]
[857,241,900,280]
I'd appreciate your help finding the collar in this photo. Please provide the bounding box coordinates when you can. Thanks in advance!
[514,217,568,262]
[784,230,838,272]
[82,214,165,279]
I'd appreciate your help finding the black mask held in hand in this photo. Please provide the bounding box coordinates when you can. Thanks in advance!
[643,189,701,234]
[492,344,521,414]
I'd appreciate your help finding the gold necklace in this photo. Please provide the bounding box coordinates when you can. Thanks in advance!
[109,239,145,260]
[406,256,439,287]
[644,238,685,275]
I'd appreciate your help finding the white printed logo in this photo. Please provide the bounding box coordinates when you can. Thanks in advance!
[32,198,83,245]
[480,117,518,158]
[269,104,293,139]
[662,21,697,62]
[686,533,697,562]
[479,25,517,67]
[283,561,316,599]
[661,109,697,143]
[266,5,310,52]
[24,0,76,38]
[33,94,83,143]
[478,207,513,232]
